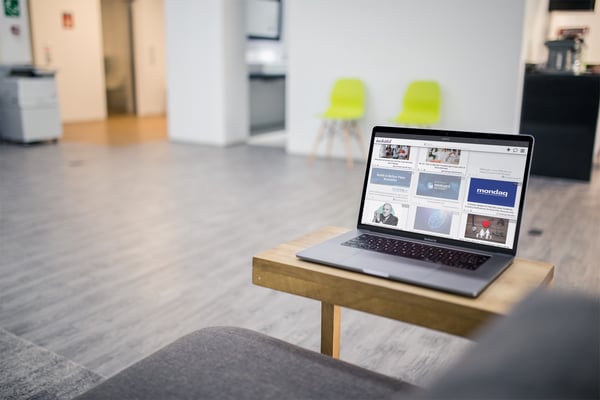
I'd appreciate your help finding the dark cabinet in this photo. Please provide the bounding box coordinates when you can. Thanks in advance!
[519,74,600,181]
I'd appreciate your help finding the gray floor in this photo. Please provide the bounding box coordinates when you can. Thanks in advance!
[1,140,599,388]
[0,328,102,399]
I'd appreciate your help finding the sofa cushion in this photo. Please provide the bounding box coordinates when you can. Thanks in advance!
[76,289,599,400]
[75,326,415,400]
[414,289,599,399]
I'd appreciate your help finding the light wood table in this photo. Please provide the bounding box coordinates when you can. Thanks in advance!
[252,226,555,358]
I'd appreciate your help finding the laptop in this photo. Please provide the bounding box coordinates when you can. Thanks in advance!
[297,126,534,298]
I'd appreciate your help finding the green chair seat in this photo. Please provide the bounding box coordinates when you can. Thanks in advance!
[392,80,441,126]
[310,78,366,168]
[321,105,364,120]
[394,110,440,125]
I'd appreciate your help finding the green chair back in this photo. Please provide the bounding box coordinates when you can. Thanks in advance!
[321,78,365,120]
[394,80,441,126]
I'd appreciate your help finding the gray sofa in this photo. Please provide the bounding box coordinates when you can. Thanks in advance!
[76,290,599,399]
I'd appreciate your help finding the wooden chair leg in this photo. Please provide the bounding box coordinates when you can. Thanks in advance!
[352,120,366,160]
[343,121,353,168]
[309,120,327,165]
[326,120,336,158]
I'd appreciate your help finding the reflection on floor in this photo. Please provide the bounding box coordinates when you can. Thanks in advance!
[247,130,286,148]
[62,115,168,146]
[62,116,287,148]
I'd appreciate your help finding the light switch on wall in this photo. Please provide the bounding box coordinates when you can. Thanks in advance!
[44,45,52,66]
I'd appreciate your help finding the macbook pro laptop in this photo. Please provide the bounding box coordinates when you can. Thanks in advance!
[297,126,534,297]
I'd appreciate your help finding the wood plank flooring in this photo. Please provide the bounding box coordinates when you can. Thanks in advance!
[1,128,599,386]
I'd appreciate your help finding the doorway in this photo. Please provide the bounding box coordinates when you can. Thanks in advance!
[245,0,287,148]
[100,0,136,115]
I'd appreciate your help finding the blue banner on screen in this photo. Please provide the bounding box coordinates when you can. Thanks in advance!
[467,178,517,207]
[370,168,412,187]
[416,173,461,200]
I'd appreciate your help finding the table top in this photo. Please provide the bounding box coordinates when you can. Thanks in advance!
[252,226,555,337]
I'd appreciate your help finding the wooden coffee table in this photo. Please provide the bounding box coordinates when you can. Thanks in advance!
[252,226,554,358]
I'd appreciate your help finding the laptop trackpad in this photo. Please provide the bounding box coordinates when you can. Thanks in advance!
[351,251,436,280]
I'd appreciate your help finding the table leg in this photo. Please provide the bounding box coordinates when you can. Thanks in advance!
[321,302,341,358]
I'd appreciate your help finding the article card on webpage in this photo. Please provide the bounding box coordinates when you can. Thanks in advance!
[467,178,518,208]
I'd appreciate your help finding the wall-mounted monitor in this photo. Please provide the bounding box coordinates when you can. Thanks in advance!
[246,0,281,40]
[549,0,595,11]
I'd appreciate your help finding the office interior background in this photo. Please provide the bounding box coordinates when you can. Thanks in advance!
[0,0,599,398]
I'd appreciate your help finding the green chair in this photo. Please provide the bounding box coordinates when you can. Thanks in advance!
[309,78,366,168]
[392,80,441,127]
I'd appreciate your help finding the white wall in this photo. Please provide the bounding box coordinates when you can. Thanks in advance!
[165,0,248,145]
[549,7,600,64]
[29,0,106,122]
[132,0,166,116]
[0,0,32,64]
[286,0,528,159]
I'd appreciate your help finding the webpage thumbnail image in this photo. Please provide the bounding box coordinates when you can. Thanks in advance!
[426,148,461,165]
[467,178,517,208]
[370,168,412,188]
[378,144,411,160]
[365,201,404,227]
[416,173,461,200]
[464,213,509,244]
[413,207,453,235]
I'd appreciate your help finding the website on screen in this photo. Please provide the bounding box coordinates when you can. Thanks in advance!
[361,136,528,249]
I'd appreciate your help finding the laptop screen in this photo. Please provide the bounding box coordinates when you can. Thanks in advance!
[358,127,533,254]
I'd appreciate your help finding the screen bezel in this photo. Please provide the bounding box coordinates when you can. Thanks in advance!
[356,126,534,256]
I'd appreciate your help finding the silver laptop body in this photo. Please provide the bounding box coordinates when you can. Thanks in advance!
[297,126,534,298]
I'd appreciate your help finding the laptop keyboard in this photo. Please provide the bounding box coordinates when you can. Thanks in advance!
[341,234,489,270]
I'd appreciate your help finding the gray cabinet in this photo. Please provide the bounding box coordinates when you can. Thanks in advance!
[249,74,285,133]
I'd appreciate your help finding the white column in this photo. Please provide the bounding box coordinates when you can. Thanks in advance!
[164,0,248,145]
